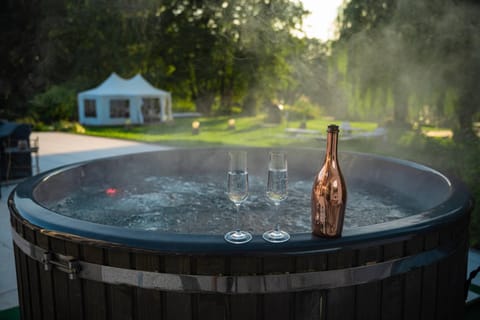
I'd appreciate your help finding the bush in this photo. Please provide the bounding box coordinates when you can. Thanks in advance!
[53,121,86,133]
[30,85,77,123]
[285,96,322,121]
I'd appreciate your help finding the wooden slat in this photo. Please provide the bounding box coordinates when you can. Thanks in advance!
[381,242,404,320]
[164,292,192,320]
[435,224,466,320]
[50,237,70,320]
[326,287,354,320]
[195,256,228,319]
[35,232,55,320]
[230,294,260,320]
[107,249,134,320]
[356,246,382,320]
[295,254,327,272]
[134,253,162,320]
[24,227,43,319]
[65,241,84,320]
[14,245,27,320]
[403,236,424,320]
[262,256,295,320]
[164,255,192,320]
[326,249,355,320]
[196,294,228,320]
[230,257,260,320]
[263,256,295,274]
[82,246,108,320]
[421,232,439,320]
[294,290,324,320]
[18,225,32,320]
[263,293,292,320]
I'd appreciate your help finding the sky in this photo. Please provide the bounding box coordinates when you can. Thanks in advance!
[299,0,344,41]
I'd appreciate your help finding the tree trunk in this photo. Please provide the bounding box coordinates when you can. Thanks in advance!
[392,85,410,128]
[195,92,215,115]
[453,91,478,143]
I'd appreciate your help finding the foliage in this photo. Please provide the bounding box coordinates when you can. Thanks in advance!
[332,0,480,140]
[1,0,313,120]
[30,85,77,123]
[53,121,86,133]
[285,96,321,121]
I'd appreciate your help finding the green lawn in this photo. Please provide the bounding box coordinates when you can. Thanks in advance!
[84,116,378,148]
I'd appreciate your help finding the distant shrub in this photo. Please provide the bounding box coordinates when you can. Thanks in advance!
[53,121,85,133]
[30,85,77,123]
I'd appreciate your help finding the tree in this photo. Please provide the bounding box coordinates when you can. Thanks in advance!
[332,0,480,138]
[0,0,43,120]
[1,0,310,120]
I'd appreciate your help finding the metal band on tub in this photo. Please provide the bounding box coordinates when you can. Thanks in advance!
[11,227,461,294]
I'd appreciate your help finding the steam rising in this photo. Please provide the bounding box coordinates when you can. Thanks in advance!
[332,0,480,128]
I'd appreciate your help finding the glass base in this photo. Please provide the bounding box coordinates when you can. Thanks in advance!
[224,230,253,244]
[262,229,290,243]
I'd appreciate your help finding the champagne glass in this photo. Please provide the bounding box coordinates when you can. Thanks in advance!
[263,151,290,243]
[224,151,252,244]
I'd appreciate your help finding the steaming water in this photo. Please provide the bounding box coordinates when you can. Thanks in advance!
[46,175,419,234]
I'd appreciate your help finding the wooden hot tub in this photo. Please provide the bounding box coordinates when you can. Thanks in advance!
[9,148,473,320]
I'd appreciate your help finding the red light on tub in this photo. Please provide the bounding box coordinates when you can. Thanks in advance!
[105,187,118,196]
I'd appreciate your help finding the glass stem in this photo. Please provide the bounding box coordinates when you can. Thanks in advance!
[274,203,280,232]
[235,203,241,233]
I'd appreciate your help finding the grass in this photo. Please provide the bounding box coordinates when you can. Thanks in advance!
[0,307,19,320]
[84,116,378,148]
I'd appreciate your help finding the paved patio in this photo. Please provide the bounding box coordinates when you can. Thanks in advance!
[0,132,479,311]
[0,132,171,310]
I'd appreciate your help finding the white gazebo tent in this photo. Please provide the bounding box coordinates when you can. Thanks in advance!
[78,73,173,125]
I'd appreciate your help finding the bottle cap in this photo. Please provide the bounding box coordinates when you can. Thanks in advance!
[327,124,339,132]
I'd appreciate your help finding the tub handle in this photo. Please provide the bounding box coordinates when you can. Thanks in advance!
[42,251,81,280]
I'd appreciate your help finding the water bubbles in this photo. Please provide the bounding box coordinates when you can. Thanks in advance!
[47,175,419,235]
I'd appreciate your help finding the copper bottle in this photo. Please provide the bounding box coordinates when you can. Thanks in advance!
[311,124,347,238]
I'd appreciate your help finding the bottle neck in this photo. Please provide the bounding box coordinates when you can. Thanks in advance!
[325,130,338,163]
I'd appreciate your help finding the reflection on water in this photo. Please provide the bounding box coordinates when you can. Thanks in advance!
[45,175,419,234]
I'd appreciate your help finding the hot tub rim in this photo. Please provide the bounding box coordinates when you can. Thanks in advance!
[9,148,473,255]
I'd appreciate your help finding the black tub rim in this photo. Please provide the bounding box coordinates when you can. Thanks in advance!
[9,147,473,255]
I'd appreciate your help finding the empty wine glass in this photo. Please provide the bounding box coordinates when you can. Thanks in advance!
[224,151,252,244]
[263,151,290,243]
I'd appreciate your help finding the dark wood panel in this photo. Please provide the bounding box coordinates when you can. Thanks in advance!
[134,253,162,320]
[403,236,424,320]
[35,232,55,320]
[355,282,380,320]
[262,256,296,274]
[50,238,70,320]
[196,294,228,320]
[355,244,381,319]
[18,226,32,320]
[326,287,355,320]
[327,250,355,269]
[164,256,192,320]
[163,292,192,320]
[107,250,133,320]
[294,290,324,320]
[64,241,84,320]
[14,245,28,320]
[82,246,108,320]
[381,241,404,320]
[421,231,439,320]
[295,254,327,272]
[24,228,43,320]
[230,256,260,274]
[326,248,356,320]
[263,293,292,320]
[230,294,259,320]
